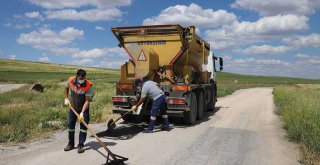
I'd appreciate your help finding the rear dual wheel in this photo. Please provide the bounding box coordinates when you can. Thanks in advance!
[183,91,197,125]
[197,91,204,120]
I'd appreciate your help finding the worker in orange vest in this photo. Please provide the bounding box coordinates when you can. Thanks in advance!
[64,69,93,153]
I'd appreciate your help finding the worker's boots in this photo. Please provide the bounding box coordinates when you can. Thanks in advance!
[143,119,156,133]
[77,144,85,153]
[161,118,171,131]
[64,143,74,151]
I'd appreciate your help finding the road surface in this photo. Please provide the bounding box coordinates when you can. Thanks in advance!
[0,84,25,93]
[0,88,300,165]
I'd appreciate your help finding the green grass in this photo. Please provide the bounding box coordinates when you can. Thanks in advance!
[0,59,119,143]
[0,58,319,145]
[273,85,320,164]
[216,72,319,97]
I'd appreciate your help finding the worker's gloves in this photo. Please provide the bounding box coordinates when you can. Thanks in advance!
[77,112,84,123]
[131,105,137,112]
[64,98,71,106]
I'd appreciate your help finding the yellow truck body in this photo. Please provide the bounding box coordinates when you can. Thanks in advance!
[111,25,223,124]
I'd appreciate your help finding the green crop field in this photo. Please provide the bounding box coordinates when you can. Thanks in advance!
[0,57,319,163]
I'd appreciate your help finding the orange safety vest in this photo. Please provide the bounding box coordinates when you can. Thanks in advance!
[67,76,92,111]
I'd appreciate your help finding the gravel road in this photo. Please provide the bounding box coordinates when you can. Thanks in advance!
[0,88,300,165]
[0,84,25,93]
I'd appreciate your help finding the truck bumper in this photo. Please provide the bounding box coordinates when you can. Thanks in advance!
[112,107,185,118]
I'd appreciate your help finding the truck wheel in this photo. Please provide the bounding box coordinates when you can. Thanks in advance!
[212,84,217,111]
[197,91,204,120]
[208,84,217,111]
[184,91,197,124]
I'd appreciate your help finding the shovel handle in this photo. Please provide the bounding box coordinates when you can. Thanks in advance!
[68,105,116,159]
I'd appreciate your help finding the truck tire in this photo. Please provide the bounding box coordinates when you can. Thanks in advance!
[208,84,217,111]
[212,84,217,111]
[184,91,197,124]
[197,91,204,120]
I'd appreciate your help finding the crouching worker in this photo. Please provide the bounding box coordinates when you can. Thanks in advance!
[132,78,170,133]
[63,69,93,153]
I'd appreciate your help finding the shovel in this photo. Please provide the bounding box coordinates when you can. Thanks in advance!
[68,104,128,165]
[107,104,142,132]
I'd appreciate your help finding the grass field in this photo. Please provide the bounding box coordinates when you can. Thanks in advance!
[0,58,319,145]
[0,59,119,143]
[216,72,319,97]
[274,85,320,164]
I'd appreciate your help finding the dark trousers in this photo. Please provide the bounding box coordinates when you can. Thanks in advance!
[68,109,90,145]
[148,95,169,130]
[151,95,167,117]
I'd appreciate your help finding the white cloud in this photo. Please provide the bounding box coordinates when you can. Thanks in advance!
[306,59,320,64]
[9,54,16,60]
[95,26,105,30]
[15,26,127,68]
[5,22,32,30]
[45,8,122,22]
[256,59,290,66]
[73,47,126,58]
[72,58,94,66]
[143,3,236,28]
[100,60,126,69]
[294,54,320,64]
[28,0,132,22]
[205,14,308,50]
[24,11,44,20]
[51,47,80,55]
[74,48,107,58]
[27,0,90,9]
[231,0,320,16]
[222,55,233,60]
[27,0,132,9]
[294,53,310,59]
[227,57,290,66]
[222,57,297,78]
[38,56,50,62]
[282,33,320,48]
[234,45,293,55]
[17,27,83,51]
[5,12,43,30]
[222,56,320,79]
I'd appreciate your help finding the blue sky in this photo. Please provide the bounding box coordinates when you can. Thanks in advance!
[0,0,320,79]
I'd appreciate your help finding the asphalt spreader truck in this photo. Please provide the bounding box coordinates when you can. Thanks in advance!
[111,25,223,124]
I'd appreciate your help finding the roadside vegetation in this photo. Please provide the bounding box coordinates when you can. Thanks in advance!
[216,72,319,97]
[0,59,319,145]
[0,59,119,144]
[273,85,320,164]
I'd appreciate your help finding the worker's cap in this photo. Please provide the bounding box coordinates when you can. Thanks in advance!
[77,69,86,77]
[134,79,142,86]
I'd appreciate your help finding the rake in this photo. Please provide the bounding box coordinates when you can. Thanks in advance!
[68,105,128,165]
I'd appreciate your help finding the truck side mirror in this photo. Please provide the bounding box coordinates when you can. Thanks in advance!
[219,58,223,71]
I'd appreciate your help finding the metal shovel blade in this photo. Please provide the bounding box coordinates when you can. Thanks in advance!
[107,119,116,131]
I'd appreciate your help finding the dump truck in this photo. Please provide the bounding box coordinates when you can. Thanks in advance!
[111,25,223,124]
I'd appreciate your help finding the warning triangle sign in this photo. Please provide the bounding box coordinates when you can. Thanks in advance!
[138,50,147,61]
